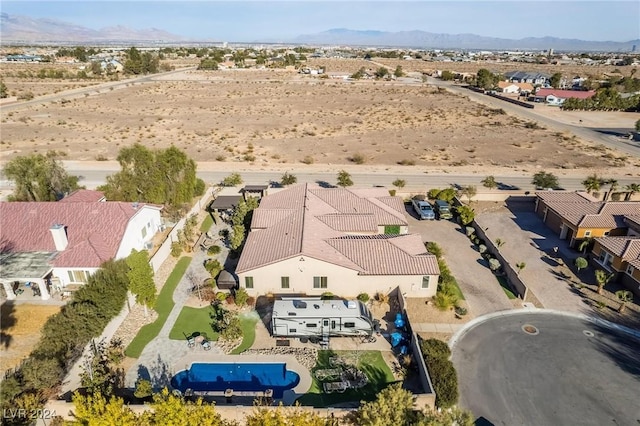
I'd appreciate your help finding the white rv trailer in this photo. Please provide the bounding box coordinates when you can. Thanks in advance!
[271,298,377,338]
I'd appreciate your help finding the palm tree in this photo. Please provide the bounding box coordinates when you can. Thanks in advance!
[624,183,640,201]
[581,173,604,195]
[594,269,614,295]
[603,179,619,202]
[615,290,633,313]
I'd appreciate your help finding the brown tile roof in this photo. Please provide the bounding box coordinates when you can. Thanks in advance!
[625,215,640,230]
[237,184,437,275]
[0,202,159,268]
[58,189,106,203]
[536,191,596,203]
[579,203,640,229]
[596,237,640,261]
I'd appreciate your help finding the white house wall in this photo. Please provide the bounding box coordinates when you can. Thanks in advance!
[53,267,100,287]
[115,207,162,259]
[238,256,437,298]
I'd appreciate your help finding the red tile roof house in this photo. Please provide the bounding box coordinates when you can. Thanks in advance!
[534,191,640,248]
[0,190,162,300]
[236,184,439,299]
[532,88,596,106]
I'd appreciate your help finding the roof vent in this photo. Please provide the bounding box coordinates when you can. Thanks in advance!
[346,300,357,309]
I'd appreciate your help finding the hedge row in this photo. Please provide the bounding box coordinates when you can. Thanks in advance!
[420,338,459,409]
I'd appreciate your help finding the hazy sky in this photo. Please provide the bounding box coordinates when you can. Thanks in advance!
[3,1,639,42]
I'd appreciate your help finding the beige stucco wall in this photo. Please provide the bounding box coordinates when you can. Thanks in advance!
[238,256,437,298]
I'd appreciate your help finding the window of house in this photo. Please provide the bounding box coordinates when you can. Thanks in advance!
[626,264,635,276]
[604,231,610,236]
[281,276,290,289]
[344,322,356,328]
[422,276,430,289]
[289,329,297,333]
[313,276,328,288]
[68,270,89,283]
[584,230,592,237]
[141,227,147,239]
[245,276,254,289]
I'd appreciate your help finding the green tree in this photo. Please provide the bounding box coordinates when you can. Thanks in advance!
[0,79,7,98]
[392,178,406,189]
[351,67,365,79]
[141,388,225,426]
[393,65,404,78]
[354,383,418,426]
[80,339,124,396]
[481,175,497,189]
[126,250,156,317]
[440,70,455,81]
[603,178,619,202]
[476,68,497,90]
[436,188,457,202]
[460,185,477,203]
[336,170,353,187]
[594,269,614,295]
[532,171,559,189]
[68,392,138,425]
[374,67,389,79]
[21,357,63,391]
[3,152,82,201]
[245,405,329,426]
[635,118,640,133]
[582,173,604,194]
[574,257,588,272]
[456,205,475,225]
[198,58,219,70]
[230,224,245,251]
[280,172,297,186]
[550,72,563,88]
[624,183,640,201]
[615,290,633,313]
[221,172,243,187]
[134,379,153,399]
[419,406,474,426]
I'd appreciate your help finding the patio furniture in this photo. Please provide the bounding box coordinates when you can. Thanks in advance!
[323,381,348,394]
[314,368,342,381]
[202,340,211,351]
[187,336,195,348]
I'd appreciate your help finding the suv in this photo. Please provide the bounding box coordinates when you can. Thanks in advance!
[412,199,435,220]
[434,200,453,220]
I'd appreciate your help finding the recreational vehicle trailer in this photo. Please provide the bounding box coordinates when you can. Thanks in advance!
[271,298,378,339]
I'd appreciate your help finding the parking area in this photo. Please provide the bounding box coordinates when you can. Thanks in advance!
[405,206,516,317]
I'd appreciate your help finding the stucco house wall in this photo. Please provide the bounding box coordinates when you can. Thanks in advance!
[115,207,162,259]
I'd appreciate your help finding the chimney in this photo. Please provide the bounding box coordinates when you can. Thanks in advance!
[50,223,68,251]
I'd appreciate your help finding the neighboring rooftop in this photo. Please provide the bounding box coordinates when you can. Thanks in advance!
[535,88,596,100]
[57,189,106,203]
[596,236,640,262]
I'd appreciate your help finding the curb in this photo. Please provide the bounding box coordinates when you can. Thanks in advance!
[448,308,640,350]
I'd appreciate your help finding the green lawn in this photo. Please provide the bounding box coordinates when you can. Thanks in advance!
[496,275,517,299]
[168,305,219,342]
[297,350,397,407]
[125,256,193,358]
[230,312,259,354]
[450,276,465,300]
[200,214,214,233]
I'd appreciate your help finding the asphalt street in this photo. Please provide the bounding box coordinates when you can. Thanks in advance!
[451,312,640,426]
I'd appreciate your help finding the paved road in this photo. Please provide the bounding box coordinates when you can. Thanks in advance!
[2,161,638,193]
[452,312,640,426]
[406,208,514,316]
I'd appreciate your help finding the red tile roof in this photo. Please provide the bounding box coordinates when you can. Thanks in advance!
[0,201,159,268]
[535,89,596,100]
[58,189,106,203]
[237,184,438,276]
[538,192,640,229]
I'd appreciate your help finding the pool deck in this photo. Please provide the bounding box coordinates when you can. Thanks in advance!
[173,353,312,405]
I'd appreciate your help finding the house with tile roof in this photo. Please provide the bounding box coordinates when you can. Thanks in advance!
[592,236,640,297]
[534,191,640,248]
[532,88,596,106]
[0,190,162,300]
[497,81,534,94]
[236,184,439,298]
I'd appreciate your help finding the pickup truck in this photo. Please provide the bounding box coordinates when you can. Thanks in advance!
[434,200,453,220]
[412,199,435,220]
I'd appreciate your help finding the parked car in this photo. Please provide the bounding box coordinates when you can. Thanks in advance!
[412,199,435,220]
[433,200,453,220]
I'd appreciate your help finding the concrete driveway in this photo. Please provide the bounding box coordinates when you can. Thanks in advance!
[452,312,640,426]
[406,208,514,317]
[476,202,588,314]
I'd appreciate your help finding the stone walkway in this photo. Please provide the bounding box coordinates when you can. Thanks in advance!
[124,239,224,388]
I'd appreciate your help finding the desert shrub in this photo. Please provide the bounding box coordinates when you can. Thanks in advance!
[215,292,228,302]
[420,338,451,360]
[301,155,314,165]
[436,188,457,202]
[220,315,242,340]
[374,292,389,304]
[427,188,441,199]
[234,287,249,306]
[207,245,221,255]
[489,258,502,272]
[221,172,243,187]
[426,241,443,259]
[18,91,34,100]
[420,338,458,408]
[478,244,488,254]
[388,189,396,196]
[226,294,235,305]
[397,159,416,165]
[321,292,334,300]
[350,153,366,164]
[465,227,475,237]
[357,293,370,303]
[170,241,183,258]
[204,259,222,278]
[456,205,475,225]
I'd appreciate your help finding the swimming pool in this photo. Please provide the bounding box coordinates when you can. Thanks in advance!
[171,362,300,398]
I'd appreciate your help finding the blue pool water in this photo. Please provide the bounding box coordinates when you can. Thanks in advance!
[171,362,300,398]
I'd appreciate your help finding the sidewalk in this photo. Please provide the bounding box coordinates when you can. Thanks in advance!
[412,323,464,334]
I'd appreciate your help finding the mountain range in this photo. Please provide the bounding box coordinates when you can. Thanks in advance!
[1,13,637,52]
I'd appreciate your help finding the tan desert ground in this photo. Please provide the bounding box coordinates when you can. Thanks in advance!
[1,59,639,180]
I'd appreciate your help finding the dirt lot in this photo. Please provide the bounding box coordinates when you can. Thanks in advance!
[2,67,637,176]
[0,303,61,373]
